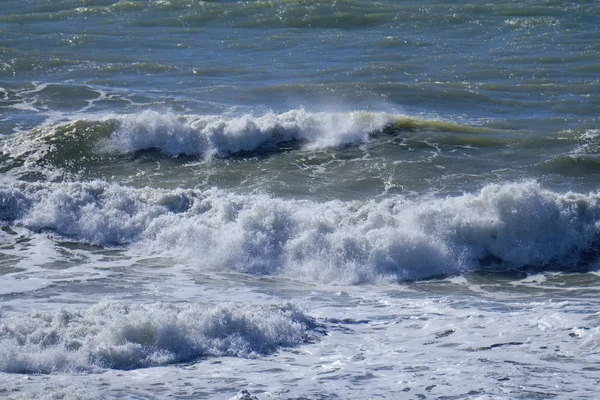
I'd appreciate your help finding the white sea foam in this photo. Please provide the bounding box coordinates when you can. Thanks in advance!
[106,109,394,158]
[1,180,599,283]
[0,301,313,373]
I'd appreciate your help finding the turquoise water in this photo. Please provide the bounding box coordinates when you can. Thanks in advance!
[1,1,600,399]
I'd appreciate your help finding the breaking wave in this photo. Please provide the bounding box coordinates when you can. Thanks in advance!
[0,301,316,374]
[1,180,599,283]
[1,109,491,170]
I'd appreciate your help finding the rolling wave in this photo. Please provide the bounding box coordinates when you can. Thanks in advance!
[1,109,492,170]
[1,180,599,283]
[0,0,406,29]
[0,301,316,373]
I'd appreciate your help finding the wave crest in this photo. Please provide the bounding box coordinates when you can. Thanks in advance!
[2,109,492,178]
[108,109,394,159]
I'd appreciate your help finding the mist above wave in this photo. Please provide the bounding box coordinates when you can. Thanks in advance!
[1,180,599,283]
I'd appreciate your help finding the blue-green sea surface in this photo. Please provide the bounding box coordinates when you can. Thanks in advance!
[1,1,599,399]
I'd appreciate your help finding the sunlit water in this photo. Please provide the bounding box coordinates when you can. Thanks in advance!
[1,1,600,399]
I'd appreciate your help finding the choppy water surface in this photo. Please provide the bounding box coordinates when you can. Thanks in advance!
[1,1,600,399]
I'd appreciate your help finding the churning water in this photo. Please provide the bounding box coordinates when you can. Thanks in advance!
[1,1,600,399]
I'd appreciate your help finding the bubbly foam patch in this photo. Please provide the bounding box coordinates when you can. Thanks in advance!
[0,301,315,374]
[1,180,600,283]
[107,109,394,158]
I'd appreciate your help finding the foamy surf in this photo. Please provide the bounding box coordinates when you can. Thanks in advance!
[1,180,599,283]
[0,301,316,373]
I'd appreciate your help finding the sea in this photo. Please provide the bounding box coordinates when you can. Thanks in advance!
[1,1,599,399]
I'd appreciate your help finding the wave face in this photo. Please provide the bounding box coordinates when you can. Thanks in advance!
[1,180,599,283]
[0,301,315,373]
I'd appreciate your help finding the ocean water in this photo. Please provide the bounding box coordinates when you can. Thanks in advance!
[1,0,600,399]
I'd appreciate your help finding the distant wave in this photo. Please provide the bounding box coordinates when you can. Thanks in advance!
[1,180,599,283]
[0,0,405,29]
[0,301,316,373]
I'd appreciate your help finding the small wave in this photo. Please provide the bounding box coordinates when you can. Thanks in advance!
[389,117,495,134]
[1,119,117,180]
[505,17,560,29]
[0,301,315,373]
[1,180,600,283]
[538,129,600,175]
[0,0,403,29]
[540,155,600,176]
